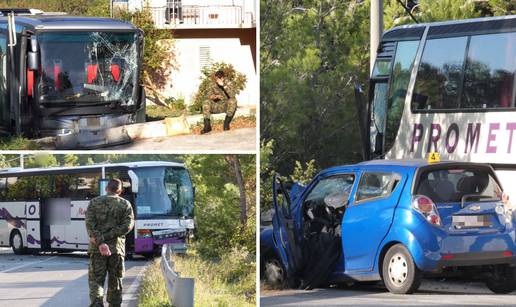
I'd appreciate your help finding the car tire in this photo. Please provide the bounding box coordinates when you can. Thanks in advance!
[10,230,27,255]
[263,257,286,287]
[382,244,422,294]
[486,266,516,294]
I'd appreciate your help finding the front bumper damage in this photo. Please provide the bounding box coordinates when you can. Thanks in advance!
[41,113,134,149]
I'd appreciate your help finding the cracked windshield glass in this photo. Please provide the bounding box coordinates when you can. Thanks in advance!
[38,32,138,106]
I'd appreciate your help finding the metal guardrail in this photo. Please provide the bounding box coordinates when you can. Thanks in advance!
[160,244,194,307]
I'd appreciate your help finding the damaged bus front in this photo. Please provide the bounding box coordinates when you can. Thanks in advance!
[0,10,145,148]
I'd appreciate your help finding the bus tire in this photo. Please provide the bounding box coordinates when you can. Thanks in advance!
[10,230,26,255]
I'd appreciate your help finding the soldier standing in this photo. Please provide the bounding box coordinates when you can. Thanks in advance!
[201,70,237,134]
[86,179,134,307]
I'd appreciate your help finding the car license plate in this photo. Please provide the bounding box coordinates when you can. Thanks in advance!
[453,215,491,229]
[152,229,186,240]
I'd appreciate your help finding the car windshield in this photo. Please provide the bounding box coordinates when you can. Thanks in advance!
[415,167,502,203]
[38,32,138,105]
[133,167,194,218]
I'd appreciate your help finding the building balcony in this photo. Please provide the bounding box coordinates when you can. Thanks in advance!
[148,3,256,29]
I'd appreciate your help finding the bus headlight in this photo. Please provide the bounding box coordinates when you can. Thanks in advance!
[137,229,152,238]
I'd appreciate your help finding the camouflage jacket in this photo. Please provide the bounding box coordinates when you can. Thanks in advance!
[206,80,235,102]
[85,193,134,255]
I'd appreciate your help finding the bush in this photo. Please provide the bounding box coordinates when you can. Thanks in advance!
[190,62,247,113]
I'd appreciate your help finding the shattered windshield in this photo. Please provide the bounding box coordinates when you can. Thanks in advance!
[38,32,138,105]
[133,167,194,218]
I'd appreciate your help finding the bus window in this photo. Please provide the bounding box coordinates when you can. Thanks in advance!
[385,40,419,152]
[462,32,516,109]
[75,173,100,199]
[412,37,468,110]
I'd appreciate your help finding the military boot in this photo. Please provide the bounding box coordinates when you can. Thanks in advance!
[223,115,234,131]
[201,118,212,134]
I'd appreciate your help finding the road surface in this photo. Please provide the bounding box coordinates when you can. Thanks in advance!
[261,279,516,306]
[0,248,149,307]
[113,127,256,151]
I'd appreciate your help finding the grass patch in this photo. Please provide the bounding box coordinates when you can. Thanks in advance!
[139,248,256,307]
[0,136,40,150]
[174,248,256,307]
[146,105,187,121]
[138,259,171,307]
[191,116,256,134]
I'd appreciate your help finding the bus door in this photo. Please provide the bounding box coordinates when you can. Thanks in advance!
[40,198,72,250]
[368,41,395,159]
[0,27,10,134]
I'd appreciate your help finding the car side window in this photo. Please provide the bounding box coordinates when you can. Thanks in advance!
[303,174,355,210]
[356,172,399,202]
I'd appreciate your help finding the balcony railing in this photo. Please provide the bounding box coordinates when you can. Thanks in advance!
[148,3,255,29]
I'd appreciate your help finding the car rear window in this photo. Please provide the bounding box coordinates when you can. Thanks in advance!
[415,167,502,203]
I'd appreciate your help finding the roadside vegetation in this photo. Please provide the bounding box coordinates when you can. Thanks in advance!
[138,154,256,307]
[0,137,41,150]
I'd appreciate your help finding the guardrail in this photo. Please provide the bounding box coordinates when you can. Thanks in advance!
[160,244,194,307]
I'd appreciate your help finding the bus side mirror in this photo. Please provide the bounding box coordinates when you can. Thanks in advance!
[128,170,139,193]
[28,36,39,70]
[99,179,109,196]
[28,51,38,70]
[374,132,384,155]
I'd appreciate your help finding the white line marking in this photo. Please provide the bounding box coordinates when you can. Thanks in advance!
[0,256,58,273]
[121,263,147,307]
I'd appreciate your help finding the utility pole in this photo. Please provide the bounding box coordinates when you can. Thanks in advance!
[370,0,383,75]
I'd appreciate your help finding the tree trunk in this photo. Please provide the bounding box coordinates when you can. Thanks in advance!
[225,155,247,226]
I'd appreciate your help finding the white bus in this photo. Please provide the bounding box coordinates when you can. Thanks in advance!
[0,161,194,257]
[363,15,516,199]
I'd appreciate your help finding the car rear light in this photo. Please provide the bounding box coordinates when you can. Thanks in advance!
[412,195,442,226]
[502,251,513,257]
[441,254,454,260]
[137,229,152,238]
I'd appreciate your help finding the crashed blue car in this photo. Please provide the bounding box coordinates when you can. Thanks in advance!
[261,160,516,294]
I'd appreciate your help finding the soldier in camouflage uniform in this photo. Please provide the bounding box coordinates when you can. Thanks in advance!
[201,70,238,134]
[86,179,134,307]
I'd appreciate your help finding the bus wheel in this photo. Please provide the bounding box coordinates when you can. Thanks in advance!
[382,244,421,294]
[10,230,26,255]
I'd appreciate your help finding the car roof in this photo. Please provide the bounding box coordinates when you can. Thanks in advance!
[0,15,137,31]
[319,159,489,176]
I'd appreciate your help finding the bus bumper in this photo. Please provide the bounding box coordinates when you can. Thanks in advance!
[135,237,188,254]
[41,114,134,149]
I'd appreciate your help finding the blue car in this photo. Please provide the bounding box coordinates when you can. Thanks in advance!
[261,160,516,294]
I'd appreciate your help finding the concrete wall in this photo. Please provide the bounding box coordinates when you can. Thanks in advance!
[163,28,257,108]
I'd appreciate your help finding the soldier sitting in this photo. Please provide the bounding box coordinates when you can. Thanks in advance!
[201,70,237,134]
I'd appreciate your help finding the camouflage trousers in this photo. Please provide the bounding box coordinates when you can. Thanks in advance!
[202,98,237,119]
[88,253,125,307]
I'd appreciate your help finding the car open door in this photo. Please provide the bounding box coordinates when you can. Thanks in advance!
[271,174,303,285]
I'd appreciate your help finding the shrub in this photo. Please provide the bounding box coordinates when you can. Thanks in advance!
[190,62,247,113]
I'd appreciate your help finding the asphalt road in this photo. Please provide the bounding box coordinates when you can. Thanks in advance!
[113,127,256,151]
[261,279,516,306]
[0,247,149,307]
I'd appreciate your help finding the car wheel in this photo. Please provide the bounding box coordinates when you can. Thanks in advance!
[263,257,285,287]
[486,265,516,294]
[382,244,421,294]
[10,230,26,255]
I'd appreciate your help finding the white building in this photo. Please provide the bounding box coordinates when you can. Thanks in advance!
[121,0,257,108]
